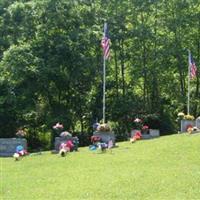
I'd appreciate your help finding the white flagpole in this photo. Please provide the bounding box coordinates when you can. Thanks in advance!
[103,54,106,123]
[187,50,190,115]
[102,23,106,123]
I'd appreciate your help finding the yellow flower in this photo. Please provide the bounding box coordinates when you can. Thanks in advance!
[184,115,194,120]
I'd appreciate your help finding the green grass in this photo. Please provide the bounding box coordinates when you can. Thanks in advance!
[1,133,200,200]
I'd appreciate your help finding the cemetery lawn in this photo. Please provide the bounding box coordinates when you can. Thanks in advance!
[1,133,200,200]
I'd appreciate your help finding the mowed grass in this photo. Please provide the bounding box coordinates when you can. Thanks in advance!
[1,133,200,200]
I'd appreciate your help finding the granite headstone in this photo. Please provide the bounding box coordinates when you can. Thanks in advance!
[54,136,73,151]
[93,131,115,145]
[181,119,195,132]
[0,138,27,157]
[149,129,160,137]
[196,117,200,129]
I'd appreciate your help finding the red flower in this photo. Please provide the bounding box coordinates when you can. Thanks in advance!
[186,124,193,130]
[133,131,142,140]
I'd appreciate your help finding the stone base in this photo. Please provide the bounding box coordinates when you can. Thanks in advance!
[142,134,152,139]
[0,138,27,157]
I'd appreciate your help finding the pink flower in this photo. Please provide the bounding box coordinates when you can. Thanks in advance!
[142,125,149,130]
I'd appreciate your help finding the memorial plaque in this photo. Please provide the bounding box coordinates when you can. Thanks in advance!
[0,138,27,157]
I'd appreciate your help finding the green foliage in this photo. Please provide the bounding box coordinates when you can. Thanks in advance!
[142,113,160,129]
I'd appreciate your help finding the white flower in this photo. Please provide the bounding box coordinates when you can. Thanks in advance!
[13,153,20,161]
[59,149,67,157]
[134,118,141,123]
[53,122,64,130]
[177,112,185,117]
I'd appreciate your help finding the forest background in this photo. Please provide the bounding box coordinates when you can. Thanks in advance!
[0,0,199,150]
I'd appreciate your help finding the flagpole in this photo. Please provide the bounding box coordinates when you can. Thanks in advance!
[187,50,190,115]
[101,22,109,123]
[103,55,106,123]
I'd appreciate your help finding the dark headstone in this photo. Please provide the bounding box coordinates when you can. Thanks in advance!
[0,138,27,157]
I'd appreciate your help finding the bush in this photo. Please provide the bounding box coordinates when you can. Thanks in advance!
[142,114,160,129]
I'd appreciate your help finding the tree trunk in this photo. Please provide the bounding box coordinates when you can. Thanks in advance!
[120,39,125,97]
[114,48,119,98]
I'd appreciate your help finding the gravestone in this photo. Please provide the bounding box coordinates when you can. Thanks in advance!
[0,138,27,157]
[93,131,115,145]
[181,119,195,132]
[142,134,152,139]
[149,129,160,137]
[196,117,200,129]
[54,136,73,151]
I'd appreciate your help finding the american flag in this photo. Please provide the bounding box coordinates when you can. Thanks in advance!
[101,23,110,59]
[189,52,197,79]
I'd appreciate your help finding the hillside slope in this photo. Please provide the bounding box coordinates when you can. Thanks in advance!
[1,133,200,200]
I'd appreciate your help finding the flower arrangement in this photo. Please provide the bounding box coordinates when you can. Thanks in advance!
[184,114,194,120]
[142,125,149,134]
[13,145,28,160]
[53,122,64,130]
[59,142,70,157]
[133,118,143,130]
[91,135,101,143]
[187,127,193,134]
[93,122,100,130]
[134,118,142,123]
[130,131,142,143]
[60,131,72,137]
[177,112,195,121]
[177,112,185,119]
[186,125,200,134]
[142,125,149,131]
[96,123,111,132]
[16,129,26,137]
